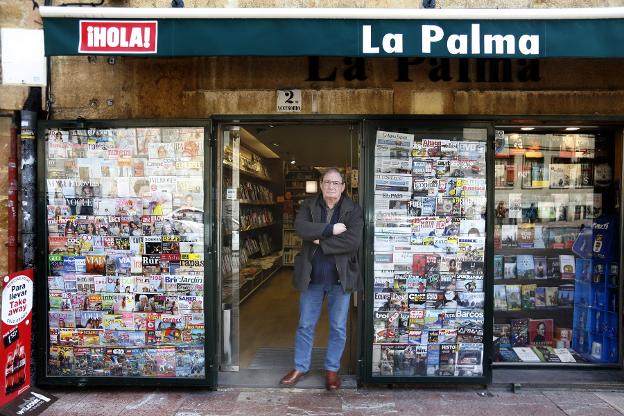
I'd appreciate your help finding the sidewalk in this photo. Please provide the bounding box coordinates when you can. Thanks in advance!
[39,386,624,416]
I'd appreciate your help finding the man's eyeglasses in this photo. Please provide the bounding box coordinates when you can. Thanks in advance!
[321,180,344,187]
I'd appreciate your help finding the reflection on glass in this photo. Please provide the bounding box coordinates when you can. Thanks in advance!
[45,127,206,378]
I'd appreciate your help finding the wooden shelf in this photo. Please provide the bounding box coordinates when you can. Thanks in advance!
[494,278,576,285]
[239,223,277,233]
[223,162,272,182]
[494,307,574,317]
[496,248,574,255]
[239,200,276,206]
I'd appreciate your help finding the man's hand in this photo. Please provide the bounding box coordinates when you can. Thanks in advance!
[333,223,347,235]
[313,239,320,245]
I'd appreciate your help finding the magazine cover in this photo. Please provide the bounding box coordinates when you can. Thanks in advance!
[456,343,483,376]
[438,344,458,376]
[426,344,440,376]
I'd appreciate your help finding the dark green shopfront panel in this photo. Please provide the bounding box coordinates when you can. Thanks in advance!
[44,17,624,58]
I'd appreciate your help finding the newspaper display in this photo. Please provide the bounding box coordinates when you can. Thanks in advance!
[45,128,206,379]
[372,130,486,378]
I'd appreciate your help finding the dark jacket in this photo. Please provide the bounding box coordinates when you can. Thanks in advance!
[293,193,363,293]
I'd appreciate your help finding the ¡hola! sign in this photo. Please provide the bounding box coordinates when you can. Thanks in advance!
[78,20,158,54]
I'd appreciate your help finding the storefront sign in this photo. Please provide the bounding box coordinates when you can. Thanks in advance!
[0,270,33,408]
[43,15,624,58]
[78,20,157,54]
[276,89,302,112]
[306,57,541,83]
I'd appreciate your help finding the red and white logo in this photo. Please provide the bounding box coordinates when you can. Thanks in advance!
[79,20,158,54]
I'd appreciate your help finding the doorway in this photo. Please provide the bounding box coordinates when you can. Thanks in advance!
[216,120,361,387]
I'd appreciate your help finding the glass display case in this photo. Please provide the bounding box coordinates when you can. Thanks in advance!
[365,121,491,383]
[40,124,213,385]
[493,130,620,365]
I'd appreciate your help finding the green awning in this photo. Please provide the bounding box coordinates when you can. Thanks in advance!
[40,7,624,58]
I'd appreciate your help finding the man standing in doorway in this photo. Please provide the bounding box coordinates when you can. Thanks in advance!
[280,168,363,390]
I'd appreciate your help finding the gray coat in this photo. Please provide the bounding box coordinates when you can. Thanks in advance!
[293,194,363,293]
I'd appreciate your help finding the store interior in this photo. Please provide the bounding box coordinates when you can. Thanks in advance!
[219,122,360,378]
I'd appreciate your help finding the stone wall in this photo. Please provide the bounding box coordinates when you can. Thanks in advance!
[48,56,624,118]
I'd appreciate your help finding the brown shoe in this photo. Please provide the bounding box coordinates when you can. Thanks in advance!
[280,369,306,386]
[325,370,341,390]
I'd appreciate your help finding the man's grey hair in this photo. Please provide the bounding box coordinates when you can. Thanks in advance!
[321,167,345,184]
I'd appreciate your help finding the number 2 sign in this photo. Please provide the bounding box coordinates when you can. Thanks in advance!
[276,89,302,112]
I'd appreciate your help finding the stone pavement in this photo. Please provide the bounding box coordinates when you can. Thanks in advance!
[38,386,624,416]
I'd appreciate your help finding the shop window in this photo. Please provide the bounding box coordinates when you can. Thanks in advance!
[371,126,488,379]
[493,130,619,365]
[45,127,206,379]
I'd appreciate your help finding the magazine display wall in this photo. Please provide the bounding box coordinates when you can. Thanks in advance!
[43,127,208,382]
[493,131,620,365]
[370,128,488,380]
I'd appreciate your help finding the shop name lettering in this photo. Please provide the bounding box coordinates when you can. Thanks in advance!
[8,284,27,315]
[307,56,540,83]
[362,24,539,56]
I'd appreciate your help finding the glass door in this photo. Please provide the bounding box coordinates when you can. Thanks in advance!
[218,126,284,371]
[362,120,493,384]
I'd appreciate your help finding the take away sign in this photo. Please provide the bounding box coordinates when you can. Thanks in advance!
[78,20,157,54]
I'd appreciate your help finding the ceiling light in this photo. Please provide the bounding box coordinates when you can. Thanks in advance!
[565,127,580,131]
[520,127,535,131]
[272,143,279,147]
[290,159,296,165]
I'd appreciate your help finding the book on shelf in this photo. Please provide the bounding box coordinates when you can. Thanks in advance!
[547,257,561,279]
[559,255,576,279]
[557,285,575,307]
[512,347,542,362]
[533,256,547,279]
[521,284,537,309]
[535,287,547,308]
[503,256,517,280]
[494,255,504,280]
[510,318,529,347]
[505,285,522,311]
[516,255,535,279]
[517,223,535,248]
[544,287,559,307]
[528,318,554,346]
[501,224,517,248]
[494,285,507,311]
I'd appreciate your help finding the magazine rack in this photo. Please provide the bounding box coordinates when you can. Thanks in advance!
[37,120,217,388]
[362,119,493,385]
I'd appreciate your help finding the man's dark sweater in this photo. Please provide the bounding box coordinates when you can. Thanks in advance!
[309,196,342,286]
